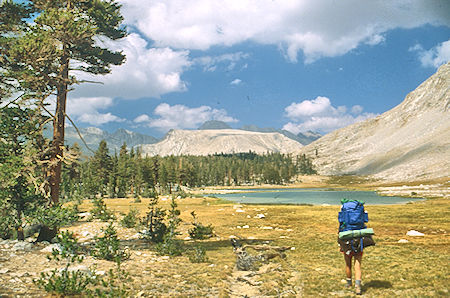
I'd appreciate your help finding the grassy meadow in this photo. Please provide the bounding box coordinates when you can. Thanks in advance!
[76,183,449,297]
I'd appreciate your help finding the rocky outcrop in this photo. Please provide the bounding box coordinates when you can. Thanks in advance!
[140,129,303,156]
[298,62,450,181]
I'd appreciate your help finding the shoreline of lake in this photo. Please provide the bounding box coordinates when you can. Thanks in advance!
[206,188,425,205]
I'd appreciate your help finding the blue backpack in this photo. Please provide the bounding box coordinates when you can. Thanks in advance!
[338,199,368,232]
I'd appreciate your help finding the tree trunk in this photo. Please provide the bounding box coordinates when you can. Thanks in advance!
[49,53,69,205]
[17,227,24,241]
[36,226,58,242]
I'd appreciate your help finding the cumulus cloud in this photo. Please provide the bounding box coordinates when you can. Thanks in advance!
[121,0,450,63]
[230,79,242,85]
[282,96,376,134]
[410,40,450,68]
[72,33,191,99]
[66,96,125,125]
[134,103,238,131]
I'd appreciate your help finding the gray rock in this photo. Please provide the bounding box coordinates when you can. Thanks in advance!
[40,243,62,253]
[11,242,33,251]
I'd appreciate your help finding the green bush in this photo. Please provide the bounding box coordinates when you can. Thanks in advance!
[33,231,97,295]
[0,202,16,239]
[188,211,214,240]
[29,204,79,230]
[140,196,167,243]
[155,197,184,256]
[120,208,139,229]
[155,236,184,256]
[91,223,129,263]
[188,244,209,263]
[90,197,116,221]
[93,264,131,298]
[34,268,96,296]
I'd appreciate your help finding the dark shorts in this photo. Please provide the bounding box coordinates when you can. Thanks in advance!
[338,236,374,256]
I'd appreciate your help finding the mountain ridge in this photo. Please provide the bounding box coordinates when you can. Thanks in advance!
[139,129,304,156]
[298,62,450,181]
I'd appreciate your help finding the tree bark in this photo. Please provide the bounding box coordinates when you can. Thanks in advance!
[49,53,69,205]
[36,225,58,242]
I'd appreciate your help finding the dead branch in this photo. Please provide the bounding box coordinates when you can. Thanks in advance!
[242,245,292,252]
[65,112,95,154]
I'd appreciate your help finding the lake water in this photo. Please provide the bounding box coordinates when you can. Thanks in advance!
[211,188,423,205]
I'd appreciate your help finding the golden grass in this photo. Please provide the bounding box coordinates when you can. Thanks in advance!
[75,183,450,297]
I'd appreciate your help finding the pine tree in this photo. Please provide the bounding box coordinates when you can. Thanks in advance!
[91,140,112,197]
[117,143,129,198]
[2,0,126,204]
[0,106,47,240]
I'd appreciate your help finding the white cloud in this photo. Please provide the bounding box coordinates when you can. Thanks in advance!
[194,52,249,72]
[410,40,450,68]
[283,96,376,134]
[66,96,125,125]
[72,33,191,99]
[134,103,238,131]
[351,105,364,114]
[121,0,450,63]
[133,114,151,124]
[77,112,125,126]
[285,96,334,118]
[230,79,242,85]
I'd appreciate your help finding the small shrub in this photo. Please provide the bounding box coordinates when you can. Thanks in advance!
[30,204,79,230]
[34,268,96,296]
[90,197,116,221]
[155,236,184,256]
[188,211,214,240]
[0,203,16,239]
[93,264,131,298]
[33,231,97,295]
[155,197,184,256]
[188,244,209,263]
[50,230,83,263]
[120,208,139,229]
[91,223,129,263]
[140,196,167,243]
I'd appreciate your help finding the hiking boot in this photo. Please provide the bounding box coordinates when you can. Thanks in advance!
[355,284,362,295]
[344,278,352,288]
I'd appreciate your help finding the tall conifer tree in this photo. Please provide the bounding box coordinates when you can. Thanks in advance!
[2,0,126,204]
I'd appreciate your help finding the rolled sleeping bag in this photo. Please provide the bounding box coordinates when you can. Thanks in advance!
[339,228,374,240]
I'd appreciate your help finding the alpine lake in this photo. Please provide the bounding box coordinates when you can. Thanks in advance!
[208,188,423,205]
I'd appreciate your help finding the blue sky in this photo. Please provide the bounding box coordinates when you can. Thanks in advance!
[66,0,450,138]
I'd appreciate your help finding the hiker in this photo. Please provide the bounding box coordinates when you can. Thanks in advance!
[337,199,375,295]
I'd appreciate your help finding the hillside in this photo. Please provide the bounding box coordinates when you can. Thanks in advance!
[139,129,303,156]
[298,62,450,181]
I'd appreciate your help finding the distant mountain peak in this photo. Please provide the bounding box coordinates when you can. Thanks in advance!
[140,129,303,156]
[85,127,103,135]
[240,125,321,145]
[198,120,232,130]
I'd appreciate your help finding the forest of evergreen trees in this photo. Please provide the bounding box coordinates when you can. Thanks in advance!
[61,140,317,200]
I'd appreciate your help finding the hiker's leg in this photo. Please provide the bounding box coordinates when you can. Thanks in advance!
[354,253,362,281]
[344,254,352,278]
[354,253,362,294]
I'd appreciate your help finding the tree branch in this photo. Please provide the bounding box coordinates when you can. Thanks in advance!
[0,92,25,110]
[64,112,95,154]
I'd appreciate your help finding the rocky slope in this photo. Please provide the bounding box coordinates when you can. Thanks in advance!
[140,129,303,156]
[298,62,450,181]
